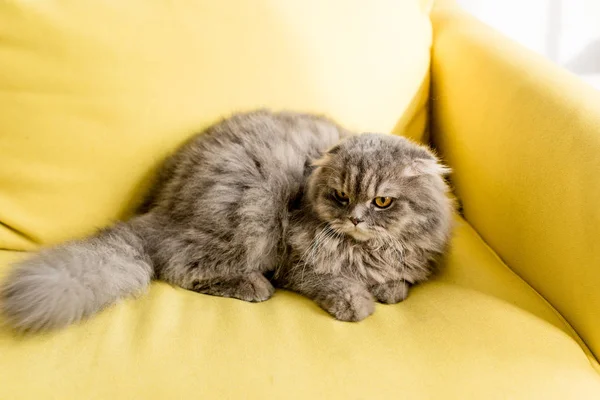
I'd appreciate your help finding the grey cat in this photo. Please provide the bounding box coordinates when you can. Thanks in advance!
[0,110,453,331]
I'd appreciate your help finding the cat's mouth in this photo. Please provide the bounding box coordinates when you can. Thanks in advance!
[346,228,372,242]
[332,222,372,242]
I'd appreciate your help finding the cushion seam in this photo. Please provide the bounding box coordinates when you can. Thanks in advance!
[462,219,600,373]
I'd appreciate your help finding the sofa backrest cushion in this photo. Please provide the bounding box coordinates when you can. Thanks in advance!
[0,0,433,248]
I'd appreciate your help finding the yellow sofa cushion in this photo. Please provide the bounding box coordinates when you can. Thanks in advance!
[0,0,432,250]
[430,6,600,361]
[1,217,599,399]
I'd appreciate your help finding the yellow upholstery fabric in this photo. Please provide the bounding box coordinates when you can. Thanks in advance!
[430,5,600,361]
[1,218,599,399]
[0,0,432,249]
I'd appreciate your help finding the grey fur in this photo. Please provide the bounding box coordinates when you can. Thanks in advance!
[0,110,453,331]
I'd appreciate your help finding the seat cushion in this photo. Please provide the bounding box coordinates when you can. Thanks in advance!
[0,0,432,250]
[1,217,599,399]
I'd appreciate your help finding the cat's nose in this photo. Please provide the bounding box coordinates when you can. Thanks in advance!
[348,217,363,226]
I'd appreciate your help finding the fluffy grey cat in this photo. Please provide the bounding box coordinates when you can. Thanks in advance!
[0,110,453,331]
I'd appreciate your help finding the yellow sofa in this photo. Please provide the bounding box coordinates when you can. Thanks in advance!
[1,0,599,398]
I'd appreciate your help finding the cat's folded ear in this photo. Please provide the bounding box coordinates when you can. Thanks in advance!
[405,157,451,177]
[311,154,330,167]
[325,144,341,155]
[311,144,340,167]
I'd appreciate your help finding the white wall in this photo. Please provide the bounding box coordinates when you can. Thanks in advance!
[457,0,600,88]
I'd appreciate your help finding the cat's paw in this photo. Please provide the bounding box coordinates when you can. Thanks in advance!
[193,272,275,303]
[237,273,276,302]
[319,285,375,322]
[369,280,409,304]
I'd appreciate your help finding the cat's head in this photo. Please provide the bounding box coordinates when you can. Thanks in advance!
[307,133,452,243]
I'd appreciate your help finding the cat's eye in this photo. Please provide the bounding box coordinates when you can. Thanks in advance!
[373,197,393,209]
[333,189,349,204]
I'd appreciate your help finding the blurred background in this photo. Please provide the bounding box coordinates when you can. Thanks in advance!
[457,0,600,89]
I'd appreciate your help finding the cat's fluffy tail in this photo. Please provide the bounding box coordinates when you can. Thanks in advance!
[0,216,154,332]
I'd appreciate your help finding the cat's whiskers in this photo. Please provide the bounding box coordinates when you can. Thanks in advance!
[308,227,337,265]
[384,233,408,280]
[298,225,330,281]
[304,226,342,279]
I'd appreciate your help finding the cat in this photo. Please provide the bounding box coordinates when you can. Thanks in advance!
[0,110,453,331]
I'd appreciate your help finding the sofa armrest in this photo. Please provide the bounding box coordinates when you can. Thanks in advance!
[430,5,600,361]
